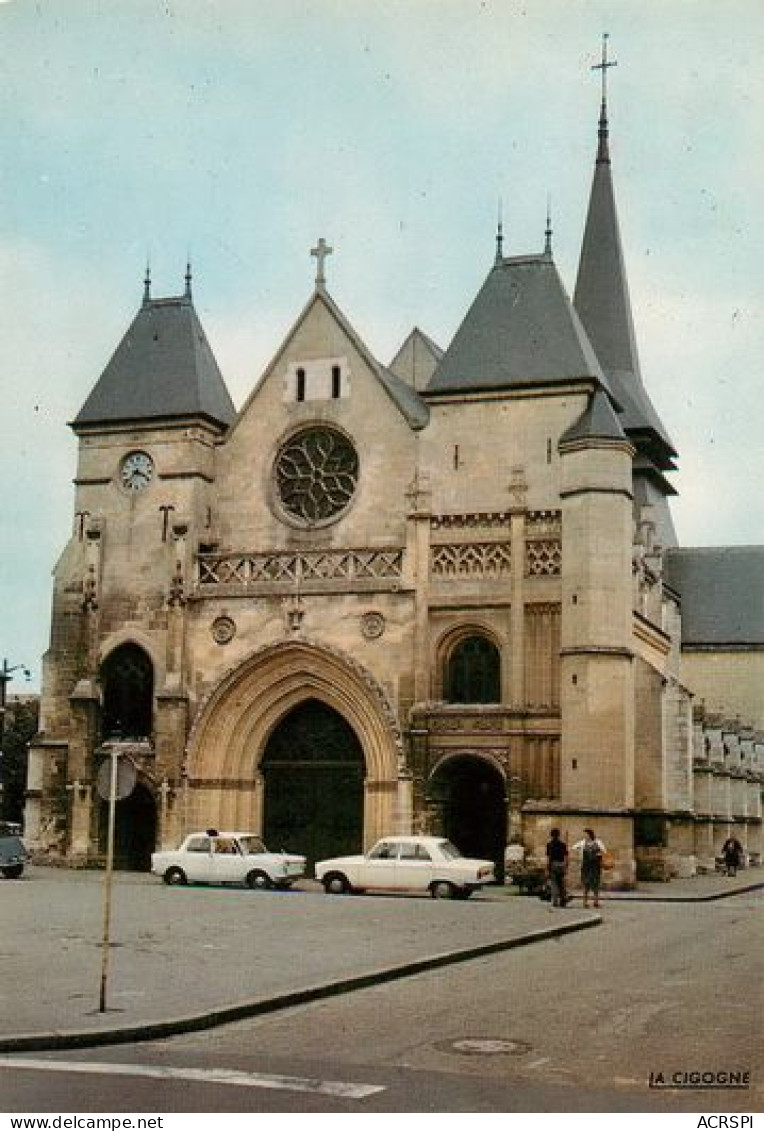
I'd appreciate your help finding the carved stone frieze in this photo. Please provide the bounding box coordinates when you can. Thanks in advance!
[197,547,404,591]
[526,510,562,538]
[431,542,512,578]
[430,512,512,531]
[427,713,507,734]
[525,539,562,576]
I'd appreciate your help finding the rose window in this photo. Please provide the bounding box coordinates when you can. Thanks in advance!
[275,426,359,525]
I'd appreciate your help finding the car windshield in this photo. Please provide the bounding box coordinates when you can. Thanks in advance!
[438,840,463,860]
[238,836,266,855]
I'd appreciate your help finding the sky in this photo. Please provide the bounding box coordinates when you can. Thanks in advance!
[0,0,762,691]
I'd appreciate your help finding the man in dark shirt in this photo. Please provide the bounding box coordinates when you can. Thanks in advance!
[546,827,569,907]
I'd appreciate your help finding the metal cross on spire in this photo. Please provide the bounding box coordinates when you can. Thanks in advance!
[592,32,617,106]
[591,33,617,163]
[311,237,333,290]
[544,194,553,257]
[495,199,504,265]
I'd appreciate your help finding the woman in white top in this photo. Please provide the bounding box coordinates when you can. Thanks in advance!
[571,828,606,907]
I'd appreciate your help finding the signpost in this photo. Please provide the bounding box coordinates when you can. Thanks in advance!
[95,746,136,1013]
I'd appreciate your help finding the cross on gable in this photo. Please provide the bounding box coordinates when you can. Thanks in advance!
[311,237,333,289]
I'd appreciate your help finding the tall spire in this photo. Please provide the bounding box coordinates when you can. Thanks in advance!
[575,34,641,380]
[184,259,193,300]
[143,261,151,306]
[574,36,677,494]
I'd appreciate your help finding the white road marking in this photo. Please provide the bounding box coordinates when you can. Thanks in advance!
[0,1057,385,1099]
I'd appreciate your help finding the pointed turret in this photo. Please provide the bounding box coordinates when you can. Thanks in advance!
[426,249,617,402]
[72,271,236,433]
[573,38,677,543]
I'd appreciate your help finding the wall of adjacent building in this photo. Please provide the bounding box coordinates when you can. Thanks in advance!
[681,650,764,731]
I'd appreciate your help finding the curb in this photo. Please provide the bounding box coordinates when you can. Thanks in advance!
[0,914,601,1054]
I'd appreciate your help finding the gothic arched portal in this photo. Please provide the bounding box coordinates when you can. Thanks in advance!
[184,640,401,851]
[261,699,365,866]
[427,755,507,881]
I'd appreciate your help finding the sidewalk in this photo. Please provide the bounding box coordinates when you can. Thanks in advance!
[600,867,764,902]
[0,866,759,1053]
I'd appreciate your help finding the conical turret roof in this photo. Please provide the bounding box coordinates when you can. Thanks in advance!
[72,281,236,432]
[559,387,629,447]
[427,252,617,400]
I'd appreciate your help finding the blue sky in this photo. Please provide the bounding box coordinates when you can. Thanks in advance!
[1,0,762,690]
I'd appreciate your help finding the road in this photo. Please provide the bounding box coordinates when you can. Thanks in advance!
[0,891,761,1114]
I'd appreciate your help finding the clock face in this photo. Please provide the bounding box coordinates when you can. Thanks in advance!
[120,451,154,493]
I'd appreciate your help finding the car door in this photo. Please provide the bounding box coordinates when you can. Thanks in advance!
[358,840,400,889]
[394,842,435,891]
[208,836,246,884]
[183,834,214,882]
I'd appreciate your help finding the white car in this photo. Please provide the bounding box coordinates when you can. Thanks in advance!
[315,836,495,899]
[151,831,306,890]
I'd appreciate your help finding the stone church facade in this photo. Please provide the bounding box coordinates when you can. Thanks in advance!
[25,86,763,885]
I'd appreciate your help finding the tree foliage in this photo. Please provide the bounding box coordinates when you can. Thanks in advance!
[1,698,38,824]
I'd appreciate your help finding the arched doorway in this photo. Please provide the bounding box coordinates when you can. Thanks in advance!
[261,699,365,867]
[427,755,507,881]
[98,782,157,871]
[185,640,400,851]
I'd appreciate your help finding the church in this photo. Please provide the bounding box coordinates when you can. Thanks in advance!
[25,63,763,885]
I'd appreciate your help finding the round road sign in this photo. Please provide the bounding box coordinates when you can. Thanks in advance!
[96,755,137,801]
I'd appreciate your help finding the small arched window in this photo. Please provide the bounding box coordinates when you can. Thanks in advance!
[100,644,154,740]
[445,635,501,704]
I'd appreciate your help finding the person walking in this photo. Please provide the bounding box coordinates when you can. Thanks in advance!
[721,835,743,877]
[545,828,568,908]
[571,828,606,907]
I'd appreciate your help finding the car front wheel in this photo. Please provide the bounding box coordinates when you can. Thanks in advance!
[1,864,23,879]
[323,873,351,895]
[246,870,272,891]
[163,866,187,886]
[430,880,456,900]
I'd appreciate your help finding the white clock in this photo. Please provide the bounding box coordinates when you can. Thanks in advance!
[120,451,155,492]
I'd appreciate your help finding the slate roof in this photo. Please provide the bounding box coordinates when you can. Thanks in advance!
[632,458,678,549]
[663,547,764,646]
[73,293,236,431]
[426,254,616,399]
[377,363,431,430]
[559,388,628,446]
[388,327,444,392]
[573,111,676,466]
